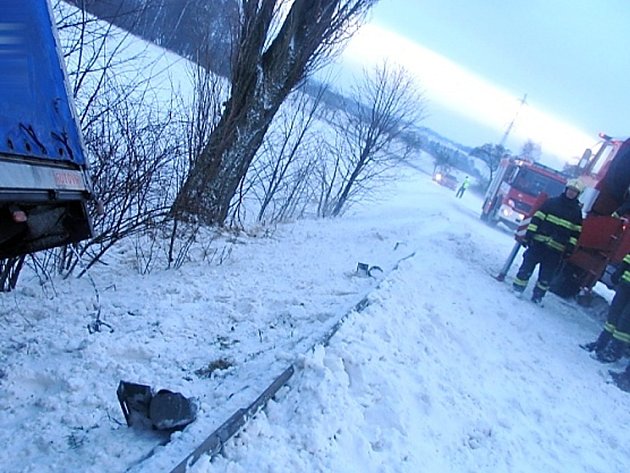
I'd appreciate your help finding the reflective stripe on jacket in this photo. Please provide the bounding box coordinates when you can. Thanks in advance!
[619,253,630,284]
[526,193,583,254]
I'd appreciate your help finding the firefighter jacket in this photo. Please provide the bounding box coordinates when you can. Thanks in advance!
[525,193,583,254]
[612,253,630,286]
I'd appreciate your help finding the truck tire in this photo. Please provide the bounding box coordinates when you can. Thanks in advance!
[480,198,490,221]
[480,198,497,224]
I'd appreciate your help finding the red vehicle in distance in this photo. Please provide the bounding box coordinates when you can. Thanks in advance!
[432,169,458,191]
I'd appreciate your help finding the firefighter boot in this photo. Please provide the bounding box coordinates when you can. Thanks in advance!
[512,277,528,297]
[580,330,613,353]
[596,338,628,363]
[531,285,545,305]
[511,285,524,298]
[530,292,544,305]
[610,365,630,393]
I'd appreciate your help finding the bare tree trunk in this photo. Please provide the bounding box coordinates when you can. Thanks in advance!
[172,0,377,226]
[331,146,372,216]
[174,91,280,224]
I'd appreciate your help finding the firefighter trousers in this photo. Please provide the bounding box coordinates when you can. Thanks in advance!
[605,283,630,343]
[513,242,562,299]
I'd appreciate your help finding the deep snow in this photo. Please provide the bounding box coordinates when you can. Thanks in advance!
[1,159,629,473]
[2,5,629,471]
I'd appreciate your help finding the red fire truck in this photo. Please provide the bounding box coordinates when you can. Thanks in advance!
[481,158,568,228]
[549,133,630,301]
[495,134,630,302]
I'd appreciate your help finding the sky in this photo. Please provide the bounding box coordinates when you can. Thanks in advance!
[339,0,630,166]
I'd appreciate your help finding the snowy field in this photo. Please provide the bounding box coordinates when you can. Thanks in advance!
[1,162,628,473]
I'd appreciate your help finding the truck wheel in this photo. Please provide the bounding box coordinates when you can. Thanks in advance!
[485,207,499,227]
[481,198,499,226]
[480,199,491,221]
[481,199,497,227]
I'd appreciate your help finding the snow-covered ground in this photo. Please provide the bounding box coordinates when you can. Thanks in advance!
[1,162,628,473]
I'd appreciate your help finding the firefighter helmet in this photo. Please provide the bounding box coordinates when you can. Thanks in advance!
[566,178,585,194]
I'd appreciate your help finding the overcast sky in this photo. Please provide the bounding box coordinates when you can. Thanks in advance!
[338,0,629,166]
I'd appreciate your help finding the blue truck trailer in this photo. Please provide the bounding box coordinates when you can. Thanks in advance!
[0,0,93,259]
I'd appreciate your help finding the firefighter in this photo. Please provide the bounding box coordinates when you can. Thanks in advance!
[581,252,630,363]
[455,176,470,198]
[512,179,584,304]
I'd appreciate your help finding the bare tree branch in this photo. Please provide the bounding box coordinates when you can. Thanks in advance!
[320,61,427,216]
[173,0,378,226]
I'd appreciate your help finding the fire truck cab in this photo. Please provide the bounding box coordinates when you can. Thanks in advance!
[481,158,567,229]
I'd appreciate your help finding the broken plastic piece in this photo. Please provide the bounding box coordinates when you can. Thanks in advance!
[117,381,153,429]
[150,389,198,430]
[356,262,369,277]
[117,381,197,431]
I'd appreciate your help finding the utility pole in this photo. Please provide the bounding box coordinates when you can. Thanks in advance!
[499,93,527,148]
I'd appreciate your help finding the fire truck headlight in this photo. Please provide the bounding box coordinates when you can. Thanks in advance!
[507,199,515,207]
[435,173,442,181]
